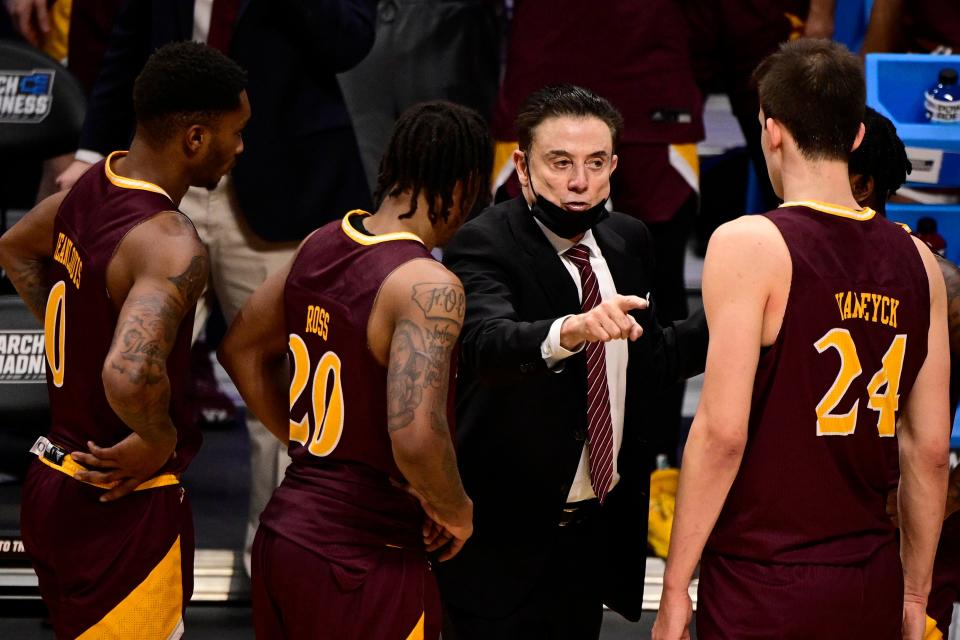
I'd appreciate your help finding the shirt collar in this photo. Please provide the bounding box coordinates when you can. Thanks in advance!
[532,216,601,258]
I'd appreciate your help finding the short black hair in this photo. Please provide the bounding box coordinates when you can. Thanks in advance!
[375,101,493,225]
[848,106,912,198]
[515,84,624,154]
[754,39,865,161]
[133,41,247,145]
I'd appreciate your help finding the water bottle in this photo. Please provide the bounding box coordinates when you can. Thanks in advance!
[925,68,959,123]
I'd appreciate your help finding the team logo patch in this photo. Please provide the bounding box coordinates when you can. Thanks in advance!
[0,69,54,123]
[0,331,46,382]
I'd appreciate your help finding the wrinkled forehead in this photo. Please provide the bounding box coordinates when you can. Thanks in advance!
[529,115,614,157]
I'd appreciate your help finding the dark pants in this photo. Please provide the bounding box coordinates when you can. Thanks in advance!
[697,543,904,640]
[645,193,698,467]
[252,527,440,640]
[442,514,605,640]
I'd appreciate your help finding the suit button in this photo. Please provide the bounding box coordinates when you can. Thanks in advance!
[573,429,587,442]
[519,362,534,373]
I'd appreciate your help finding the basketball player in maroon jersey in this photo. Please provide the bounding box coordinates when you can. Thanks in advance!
[653,39,950,640]
[218,101,492,640]
[849,106,960,640]
[0,42,249,638]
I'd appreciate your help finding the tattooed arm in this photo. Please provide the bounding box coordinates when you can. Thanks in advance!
[371,259,472,560]
[0,191,66,322]
[71,212,208,500]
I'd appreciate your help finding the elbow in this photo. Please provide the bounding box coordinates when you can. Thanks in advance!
[696,416,748,462]
[101,355,168,414]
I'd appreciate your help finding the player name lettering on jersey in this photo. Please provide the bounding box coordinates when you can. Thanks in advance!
[833,290,900,328]
[305,305,330,341]
[53,232,82,289]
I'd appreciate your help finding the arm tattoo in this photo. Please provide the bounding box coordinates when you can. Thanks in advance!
[108,291,182,385]
[387,319,427,431]
[167,254,208,305]
[387,282,464,432]
[9,259,49,320]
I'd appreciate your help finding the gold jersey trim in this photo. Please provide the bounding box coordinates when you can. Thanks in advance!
[105,151,173,200]
[780,200,876,221]
[340,209,425,246]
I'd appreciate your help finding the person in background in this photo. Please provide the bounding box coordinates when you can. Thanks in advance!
[338,0,502,195]
[848,105,960,640]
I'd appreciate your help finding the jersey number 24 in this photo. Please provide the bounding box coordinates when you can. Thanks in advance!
[814,328,906,437]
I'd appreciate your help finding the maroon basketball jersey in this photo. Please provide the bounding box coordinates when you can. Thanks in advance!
[707,202,930,565]
[45,152,199,475]
[908,0,960,50]
[259,210,441,552]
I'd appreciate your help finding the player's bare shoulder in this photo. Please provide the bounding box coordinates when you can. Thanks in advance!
[706,214,790,277]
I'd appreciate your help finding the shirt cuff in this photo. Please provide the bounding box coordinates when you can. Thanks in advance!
[75,149,105,165]
[541,315,584,370]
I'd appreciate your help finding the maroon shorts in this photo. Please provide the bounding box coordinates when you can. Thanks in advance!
[20,459,194,639]
[252,526,440,640]
[929,512,960,636]
[697,543,903,640]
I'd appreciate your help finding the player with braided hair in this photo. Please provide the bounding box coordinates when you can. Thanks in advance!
[219,100,493,640]
[849,106,960,640]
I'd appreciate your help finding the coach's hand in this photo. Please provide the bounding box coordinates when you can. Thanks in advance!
[559,294,647,350]
[652,587,693,640]
[5,0,49,47]
[55,159,93,192]
[71,430,177,502]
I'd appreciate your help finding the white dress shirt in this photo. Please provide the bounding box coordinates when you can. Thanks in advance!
[534,220,628,503]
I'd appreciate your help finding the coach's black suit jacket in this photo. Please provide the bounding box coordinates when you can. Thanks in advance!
[77,0,376,241]
[437,196,707,621]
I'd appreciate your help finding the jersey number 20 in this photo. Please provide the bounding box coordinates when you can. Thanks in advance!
[288,334,344,456]
[814,328,907,437]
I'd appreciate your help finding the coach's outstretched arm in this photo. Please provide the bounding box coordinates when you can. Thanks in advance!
[378,259,473,561]
[0,192,66,322]
[653,216,785,640]
[899,238,951,640]
[70,213,208,501]
[218,258,297,444]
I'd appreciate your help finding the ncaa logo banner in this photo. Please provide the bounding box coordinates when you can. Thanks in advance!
[0,330,46,382]
[0,69,55,123]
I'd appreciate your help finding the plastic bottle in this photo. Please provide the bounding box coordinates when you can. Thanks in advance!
[925,68,959,123]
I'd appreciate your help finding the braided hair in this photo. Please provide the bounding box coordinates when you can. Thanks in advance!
[375,101,494,224]
[848,106,912,199]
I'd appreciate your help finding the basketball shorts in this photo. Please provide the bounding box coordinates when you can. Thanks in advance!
[20,458,194,639]
[252,526,440,640]
[697,542,903,639]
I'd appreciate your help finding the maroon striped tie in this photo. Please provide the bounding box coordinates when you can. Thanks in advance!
[565,244,615,504]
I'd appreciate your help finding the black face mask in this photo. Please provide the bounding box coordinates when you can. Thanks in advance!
[527,169,609,239]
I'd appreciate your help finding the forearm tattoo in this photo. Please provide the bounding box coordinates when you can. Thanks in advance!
[387,282,464,432]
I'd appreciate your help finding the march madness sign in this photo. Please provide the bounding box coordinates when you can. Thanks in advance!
[0,69,54,123]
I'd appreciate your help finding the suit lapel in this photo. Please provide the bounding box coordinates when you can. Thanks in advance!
[505,200,581,317]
